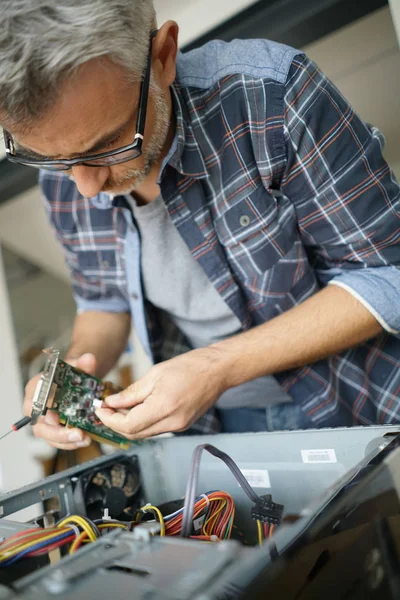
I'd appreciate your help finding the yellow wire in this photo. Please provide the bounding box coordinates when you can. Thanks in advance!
[69,531,88,555]
[69,524,127,555]
[139,505,165,537]
[0,528,73,560]
[67,516,97,541]
[199,496,225,535]
[0,529,50,554]
[98,523,127,531]
[57,516,97,543]
[202,500,227,536]
[1,518,128,561]
[0,527,74,560]
[256,520,263,546]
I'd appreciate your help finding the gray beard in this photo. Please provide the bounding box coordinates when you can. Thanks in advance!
[102,82,171,195]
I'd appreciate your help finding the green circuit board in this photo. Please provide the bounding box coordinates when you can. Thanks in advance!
[31,349,131,449]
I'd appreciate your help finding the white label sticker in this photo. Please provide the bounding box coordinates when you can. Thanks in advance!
[240,469,271,488]
[301,449,337,464]
[193,515,206,532]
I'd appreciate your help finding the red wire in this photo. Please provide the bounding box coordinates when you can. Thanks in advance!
[28,534,75,556]
[0,528,43,549]
[165,492,235,539]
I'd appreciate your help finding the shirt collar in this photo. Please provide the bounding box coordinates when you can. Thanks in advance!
[89,191,113,210]
[89,81,208,209]
[162,83,208,180]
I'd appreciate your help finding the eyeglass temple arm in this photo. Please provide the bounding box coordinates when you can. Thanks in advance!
[135,31,157,141]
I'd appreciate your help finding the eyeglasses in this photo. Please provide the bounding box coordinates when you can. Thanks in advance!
[3,33,155,171]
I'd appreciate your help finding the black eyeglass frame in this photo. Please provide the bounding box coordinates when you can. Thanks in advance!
[3,31,156,171]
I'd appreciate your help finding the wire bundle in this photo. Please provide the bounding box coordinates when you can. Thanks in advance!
[256,521,275,546]
[0,523,77,567]
[0,515,122,565]
[0,490,237,567]
[0,443,281,566]
[180,444,267,538]
[68,518,128,554]
[0,528,74,566]
[163,491,235,540]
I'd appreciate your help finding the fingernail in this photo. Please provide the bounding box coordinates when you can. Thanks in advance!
[105,394,119,405]
[68,430,83,442]
[77,438,91,447]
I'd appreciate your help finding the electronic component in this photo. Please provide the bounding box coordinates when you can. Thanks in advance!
[251,494,284,525]
[0,521,49,586]
[83,461,141,521]
[30,348,130,449]
[0,430,398,599]
[180,443,276,538]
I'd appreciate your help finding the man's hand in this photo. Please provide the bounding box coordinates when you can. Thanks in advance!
[24,353,97,450]
[95,286,383,441]
[95,348,226,440]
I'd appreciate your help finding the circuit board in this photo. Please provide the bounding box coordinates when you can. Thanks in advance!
[30,348,131,449]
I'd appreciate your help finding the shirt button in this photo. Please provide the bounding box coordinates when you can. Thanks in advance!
[130,292,139,300]
[240,215,251,227]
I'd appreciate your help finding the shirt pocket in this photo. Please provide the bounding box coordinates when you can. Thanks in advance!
[74,249,119,282]
[214,185,296,275]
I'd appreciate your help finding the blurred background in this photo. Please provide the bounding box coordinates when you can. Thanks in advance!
[0,0,399,495]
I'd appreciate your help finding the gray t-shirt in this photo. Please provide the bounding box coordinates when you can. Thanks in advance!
[127,195,291,409]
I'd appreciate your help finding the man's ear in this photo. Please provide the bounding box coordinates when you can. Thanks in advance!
[152,21,179,87]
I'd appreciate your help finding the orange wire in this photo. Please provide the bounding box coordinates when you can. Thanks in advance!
[269,524,275,537]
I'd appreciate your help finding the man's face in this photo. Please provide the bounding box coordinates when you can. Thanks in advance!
[5,57,172,198]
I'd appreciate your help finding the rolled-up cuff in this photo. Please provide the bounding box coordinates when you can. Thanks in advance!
[75,295,130,315]
[328,266,400,336]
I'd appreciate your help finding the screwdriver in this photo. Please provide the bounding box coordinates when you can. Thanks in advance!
[0,416,32,442]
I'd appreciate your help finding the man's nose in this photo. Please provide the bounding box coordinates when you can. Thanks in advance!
[70,165,110,197]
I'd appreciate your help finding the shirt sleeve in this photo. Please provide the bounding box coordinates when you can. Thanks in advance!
[281,55,400,335]
[39,170,130,314]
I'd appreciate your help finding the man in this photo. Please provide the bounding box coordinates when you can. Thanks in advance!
[1,1,399,450]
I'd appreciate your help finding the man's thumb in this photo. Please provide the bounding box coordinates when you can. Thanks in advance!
[73,353,97,375]
[105,378,153,409]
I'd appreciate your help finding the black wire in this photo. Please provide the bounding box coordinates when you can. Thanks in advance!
[79,515,101,539]
[181,444,264,538]
[55,515,101,539]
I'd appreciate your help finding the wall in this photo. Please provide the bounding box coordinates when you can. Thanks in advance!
[154,0,259,47]
[0,187,70,283]
[389,0,400,44]
[0,246,44,494]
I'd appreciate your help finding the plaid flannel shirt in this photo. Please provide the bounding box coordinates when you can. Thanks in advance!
[41,38,400,432]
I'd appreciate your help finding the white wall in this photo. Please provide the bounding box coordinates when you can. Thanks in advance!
[0,187,69,282]
[0,245,44,493]
[389,0,400,45]
[154,0,259,47]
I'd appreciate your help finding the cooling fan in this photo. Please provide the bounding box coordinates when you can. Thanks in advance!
[81,458,142,521]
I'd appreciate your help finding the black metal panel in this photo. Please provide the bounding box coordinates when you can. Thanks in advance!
[0,159,38,205]
[182,0,388,52]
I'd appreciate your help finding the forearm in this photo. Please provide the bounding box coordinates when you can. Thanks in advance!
[65,311,131,378]
[211,285,383,390]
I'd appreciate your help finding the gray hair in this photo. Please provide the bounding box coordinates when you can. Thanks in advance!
[0,0,156,125]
